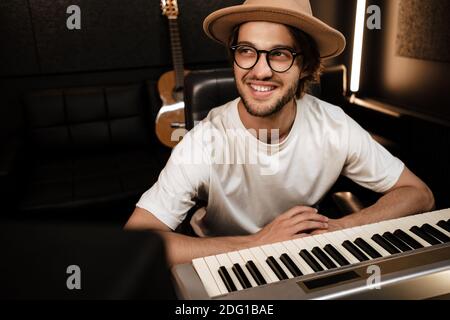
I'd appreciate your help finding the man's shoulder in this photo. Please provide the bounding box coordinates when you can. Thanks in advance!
[175,98,238,153]
[202,97,239,125]
[186,98,239,136]
[302,94,347,122]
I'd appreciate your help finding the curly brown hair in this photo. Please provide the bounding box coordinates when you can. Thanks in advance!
[228,24,322,99]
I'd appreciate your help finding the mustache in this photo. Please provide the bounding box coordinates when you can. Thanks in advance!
[243,75,283,85]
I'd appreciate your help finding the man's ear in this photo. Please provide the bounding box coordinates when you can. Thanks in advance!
[299,71,310,80]
[298,64,310,80]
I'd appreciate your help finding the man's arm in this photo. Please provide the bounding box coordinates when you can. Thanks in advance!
[125,207,256,266]
[125,206,329,266]
[323,166,435,231]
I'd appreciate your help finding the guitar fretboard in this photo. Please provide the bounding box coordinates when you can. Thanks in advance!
[168,18,185,91]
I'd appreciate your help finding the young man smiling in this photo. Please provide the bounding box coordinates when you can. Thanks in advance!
[125,0,434,266]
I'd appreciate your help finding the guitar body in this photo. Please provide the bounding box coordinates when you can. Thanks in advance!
[156,0,189,148]
[156,70,190,148]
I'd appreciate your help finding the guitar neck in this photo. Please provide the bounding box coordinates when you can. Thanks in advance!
[168,18,185,90]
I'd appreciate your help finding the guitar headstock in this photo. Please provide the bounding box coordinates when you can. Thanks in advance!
[160,0,179,19]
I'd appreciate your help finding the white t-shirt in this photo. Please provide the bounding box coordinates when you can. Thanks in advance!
[137,94,404,236]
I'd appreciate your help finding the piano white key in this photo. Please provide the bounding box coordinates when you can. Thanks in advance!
[434,208,450,220]
[203,255,229,295]
[227,251,258,288]
[249,247,279,283]
[379,219,419,235]
[271,242,308,276]
[321,231,360,264]
[415,209,450,223]
[238,249,271,284]
[192,257,222,297]
[282,241,315,274]
[295,237,328,270]
[261,244,294,278]
[216,254,244,291]
[395,214,423,228]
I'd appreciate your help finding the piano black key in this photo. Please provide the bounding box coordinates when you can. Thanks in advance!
[382,232,413,252]
[324,244,350,266]
[280,254,303,277]
[245,261,267,286]
[410,226,441,245]
[393,229,424,249]
[312,247,337,269]
[266,256,289,281]
[342,240,370,262]
[299,249,324,272]
[447,219,450,225]
[421,224,450,243]
[232,263,252,289]
[354,238,383,258]
[437,220,450,233]
[371,234,401,254]
[218,266,237,292]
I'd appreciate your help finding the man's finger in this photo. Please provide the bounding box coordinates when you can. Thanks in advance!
[289,211,329,225]
[292,221,328,234]
[310,229,328,236]
[282,206,319,219]
[293,233,308,239]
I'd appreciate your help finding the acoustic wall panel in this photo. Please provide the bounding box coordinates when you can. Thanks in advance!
[176,0,242,66]
[30,0,167,73]
[27,0,242,74]
[396,0,450,62]
[0,0,39,76]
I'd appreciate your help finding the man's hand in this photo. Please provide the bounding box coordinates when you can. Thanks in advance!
[252,206,329,246]
[310,218,348,235]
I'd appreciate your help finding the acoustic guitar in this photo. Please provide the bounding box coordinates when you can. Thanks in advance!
[156,0,189,148]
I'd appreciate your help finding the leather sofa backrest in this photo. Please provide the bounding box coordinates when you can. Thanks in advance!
[24,83,151,152]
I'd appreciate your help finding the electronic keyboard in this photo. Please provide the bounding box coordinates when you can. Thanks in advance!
[172,208,450,300]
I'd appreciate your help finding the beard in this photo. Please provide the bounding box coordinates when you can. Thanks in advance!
[237,76,299,118]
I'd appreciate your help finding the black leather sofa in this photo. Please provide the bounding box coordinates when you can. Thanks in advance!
[1,83,170,223]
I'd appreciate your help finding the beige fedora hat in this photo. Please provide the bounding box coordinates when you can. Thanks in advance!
[203,0,346,59]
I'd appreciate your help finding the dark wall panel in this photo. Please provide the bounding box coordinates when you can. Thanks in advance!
[30,0,167,73]
[311,0,357,69]
[28,0,241,74]
[0,0,39,76]
[177,0,242,67]
[1,0,354,76]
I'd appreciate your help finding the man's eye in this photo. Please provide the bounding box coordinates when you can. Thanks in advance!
[237,47,255,55]
[270,50,288,58]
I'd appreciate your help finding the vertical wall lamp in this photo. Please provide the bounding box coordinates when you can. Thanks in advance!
[350,0,367,93]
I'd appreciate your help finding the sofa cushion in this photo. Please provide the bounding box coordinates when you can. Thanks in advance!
[20,150,164,212]
[24,83,152,152]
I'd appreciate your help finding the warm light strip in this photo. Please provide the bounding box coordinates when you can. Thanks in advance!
[350,0,367,92]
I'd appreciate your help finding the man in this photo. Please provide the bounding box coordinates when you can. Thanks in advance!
[125,0,434,266]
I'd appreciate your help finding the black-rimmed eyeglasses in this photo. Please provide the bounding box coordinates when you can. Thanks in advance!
[230,45,302,73]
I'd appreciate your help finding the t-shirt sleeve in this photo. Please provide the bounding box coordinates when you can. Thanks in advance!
[341,114,405,193]
[136,132,210,230]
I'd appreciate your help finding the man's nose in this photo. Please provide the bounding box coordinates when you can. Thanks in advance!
[250,54,273,79]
